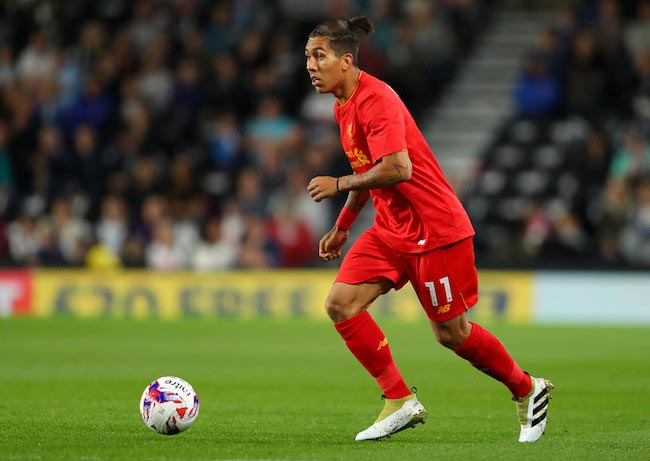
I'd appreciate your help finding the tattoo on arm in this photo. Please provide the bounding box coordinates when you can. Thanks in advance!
[342,155,412,191]
[385,161,411,184]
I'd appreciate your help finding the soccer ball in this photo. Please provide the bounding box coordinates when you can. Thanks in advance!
[139,376,199,435]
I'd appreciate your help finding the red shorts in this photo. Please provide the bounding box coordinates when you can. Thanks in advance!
[336,228,478,322]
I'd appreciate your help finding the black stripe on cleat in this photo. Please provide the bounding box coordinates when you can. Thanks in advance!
[533,387,548,404]
[534,398,549,414]
[531,410,547,427]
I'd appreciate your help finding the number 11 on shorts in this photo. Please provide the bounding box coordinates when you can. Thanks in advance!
[424,277,452,307]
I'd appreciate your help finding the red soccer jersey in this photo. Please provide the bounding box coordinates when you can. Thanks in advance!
[333,72,475,253]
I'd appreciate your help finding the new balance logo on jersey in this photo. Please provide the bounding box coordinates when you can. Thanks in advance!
[436,303,451,314]
[376,338,388,351]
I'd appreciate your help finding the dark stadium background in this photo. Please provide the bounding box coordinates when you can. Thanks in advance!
[1,0,648,271]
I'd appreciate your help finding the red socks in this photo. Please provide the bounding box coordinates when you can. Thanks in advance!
[335,311,411,399]
[453,322,532,398]
[335,313,530,399]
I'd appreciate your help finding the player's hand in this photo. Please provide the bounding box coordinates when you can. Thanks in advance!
[319,226,348,260]
[308,176,339,202]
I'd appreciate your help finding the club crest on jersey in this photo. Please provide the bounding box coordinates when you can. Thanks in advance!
[347,123,355,146]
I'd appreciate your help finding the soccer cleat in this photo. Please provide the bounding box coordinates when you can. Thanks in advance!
[513,375,554,442]
[355,392,427,441]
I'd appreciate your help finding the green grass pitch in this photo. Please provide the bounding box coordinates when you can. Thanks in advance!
[1,317,649,460]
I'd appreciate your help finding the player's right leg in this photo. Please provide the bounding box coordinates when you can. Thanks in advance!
[326,281,427,440]
[354,390,427,441]
[328,228,427,440]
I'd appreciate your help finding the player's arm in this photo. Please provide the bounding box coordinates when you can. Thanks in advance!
[312,185,371,261]
[313,176,374,261]
[338,149,412,193]
[342,188,370,213]
[307,150,412,202]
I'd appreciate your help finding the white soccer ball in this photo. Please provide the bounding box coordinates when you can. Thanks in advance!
[139,376,199,435]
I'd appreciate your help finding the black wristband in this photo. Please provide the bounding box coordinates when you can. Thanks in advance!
[336,177,342,194]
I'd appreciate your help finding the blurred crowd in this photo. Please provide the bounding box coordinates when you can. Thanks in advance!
[475,0,650,267]
[0,0,491,270]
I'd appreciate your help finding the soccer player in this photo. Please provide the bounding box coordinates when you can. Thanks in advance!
[305,16,554,442]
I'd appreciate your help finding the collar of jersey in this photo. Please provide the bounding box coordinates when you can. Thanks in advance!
[338,71,363,108]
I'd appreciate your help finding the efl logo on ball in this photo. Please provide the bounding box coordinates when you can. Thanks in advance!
[139,376,199,435]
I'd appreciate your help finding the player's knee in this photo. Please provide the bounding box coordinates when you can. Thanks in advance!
[431,313,471,349]
[324,295,361,323]
[434,324,469,350]
[435,331,461,349]
[325,296,346,322]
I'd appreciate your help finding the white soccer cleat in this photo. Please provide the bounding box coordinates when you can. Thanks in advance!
[513,375,554,442]
[355,393,427,441]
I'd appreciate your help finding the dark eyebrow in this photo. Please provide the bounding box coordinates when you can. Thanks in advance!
[305,47,326,54]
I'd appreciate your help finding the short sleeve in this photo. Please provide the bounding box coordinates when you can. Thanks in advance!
[359,90,407,162]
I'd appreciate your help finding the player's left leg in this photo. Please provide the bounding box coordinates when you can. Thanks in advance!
[431,314,554,442]
[432,313,532,398]
[409,238,553,442]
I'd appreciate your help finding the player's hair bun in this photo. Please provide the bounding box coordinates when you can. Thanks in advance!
[348,16,374,36]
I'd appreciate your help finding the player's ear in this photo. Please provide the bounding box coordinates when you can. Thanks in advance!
[341,53,353,71]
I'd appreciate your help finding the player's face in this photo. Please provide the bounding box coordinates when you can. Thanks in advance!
[305,37,346,94]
